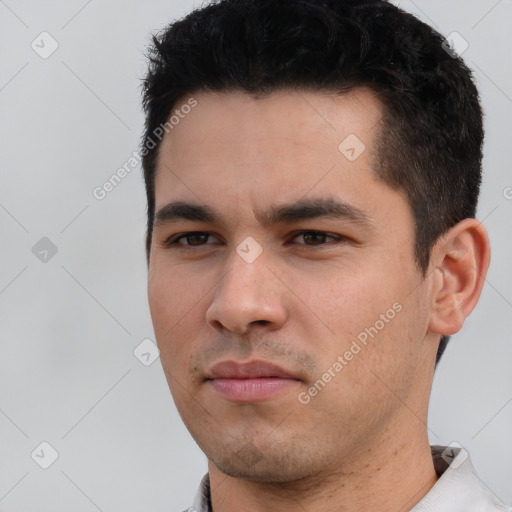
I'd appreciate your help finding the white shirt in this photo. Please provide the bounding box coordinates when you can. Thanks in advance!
[183,445,511,511]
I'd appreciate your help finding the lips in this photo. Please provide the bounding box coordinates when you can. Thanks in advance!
[207,360,298,380]
[205,360,300,402]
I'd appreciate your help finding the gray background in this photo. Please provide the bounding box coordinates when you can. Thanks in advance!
[0,0,510,510]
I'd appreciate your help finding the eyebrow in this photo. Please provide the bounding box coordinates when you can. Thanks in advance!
[154,197,371,228]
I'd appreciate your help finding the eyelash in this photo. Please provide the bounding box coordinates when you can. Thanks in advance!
[163,230,347,249]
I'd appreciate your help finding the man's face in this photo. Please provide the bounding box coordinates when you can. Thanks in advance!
[148,88,438,482]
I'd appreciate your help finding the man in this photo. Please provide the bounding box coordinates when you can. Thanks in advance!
[140,0,510,510]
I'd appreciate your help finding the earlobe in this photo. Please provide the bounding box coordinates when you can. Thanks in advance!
[428,219,491,336]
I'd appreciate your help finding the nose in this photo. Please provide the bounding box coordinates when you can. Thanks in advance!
[205,249,288,336]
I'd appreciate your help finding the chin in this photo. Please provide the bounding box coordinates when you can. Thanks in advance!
[208,441,317,483]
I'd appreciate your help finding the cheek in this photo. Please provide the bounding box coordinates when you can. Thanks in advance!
[147,264,204,366]
[148,260,201,326]
[296,259,422,376]
[288,262,393,342]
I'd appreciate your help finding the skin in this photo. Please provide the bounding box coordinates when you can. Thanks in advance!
[147,88,490,511]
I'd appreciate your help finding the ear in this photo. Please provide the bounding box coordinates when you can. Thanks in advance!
[428,218,491,336]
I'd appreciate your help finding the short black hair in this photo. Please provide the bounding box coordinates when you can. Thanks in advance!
[141,0,484,367]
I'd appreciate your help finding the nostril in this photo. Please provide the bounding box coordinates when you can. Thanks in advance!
[252,320,270,326]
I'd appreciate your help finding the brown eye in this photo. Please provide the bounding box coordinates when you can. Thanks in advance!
[165,232,219,247]
[182,233,210,245]
[291,231,341,246]
[302,232,329,245]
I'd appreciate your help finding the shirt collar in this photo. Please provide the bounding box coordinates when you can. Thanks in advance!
[410,445,510,511]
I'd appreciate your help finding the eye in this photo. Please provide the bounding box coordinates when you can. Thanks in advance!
[289,230,345,246]
[164,232,220,247]
[162,230,347,250]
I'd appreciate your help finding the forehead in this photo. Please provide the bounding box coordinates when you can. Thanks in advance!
[157,87,383,166]
[153,88,402,226]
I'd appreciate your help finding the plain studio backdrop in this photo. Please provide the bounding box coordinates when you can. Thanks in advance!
[0,0,511,510]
